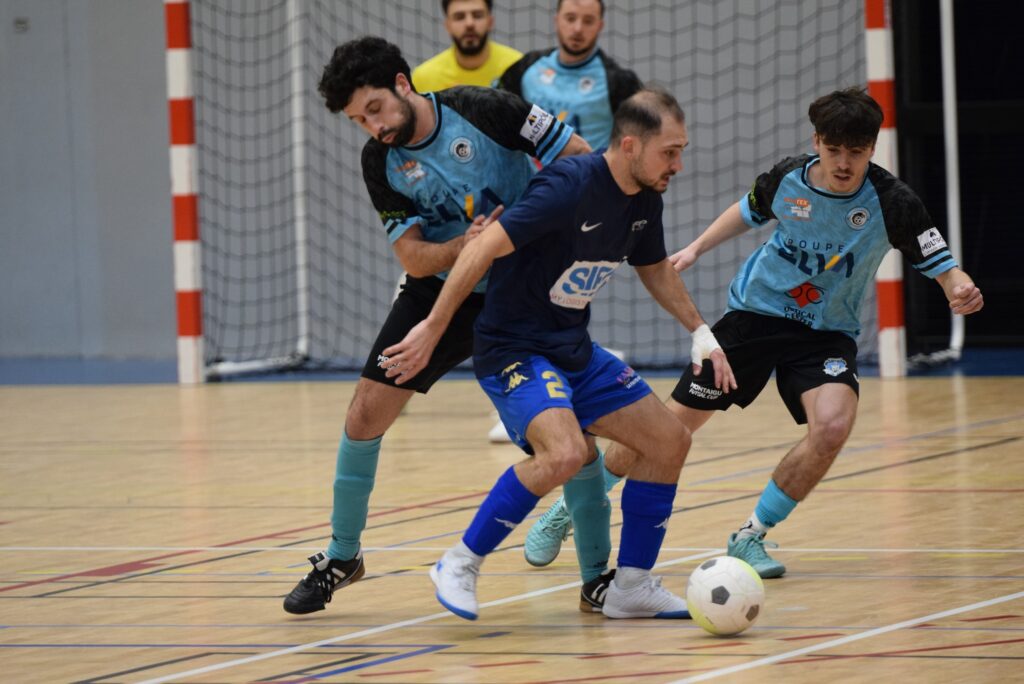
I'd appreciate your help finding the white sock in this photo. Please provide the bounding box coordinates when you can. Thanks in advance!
[614,566,650,589]
[449,540,484,566]
[735,512,769,540]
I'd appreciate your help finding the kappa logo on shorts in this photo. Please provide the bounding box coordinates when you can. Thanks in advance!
[823,357,848,377]
[500,361,530,393]
[688,382,722,400]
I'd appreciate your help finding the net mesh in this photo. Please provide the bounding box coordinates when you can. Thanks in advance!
[190,0,875,373]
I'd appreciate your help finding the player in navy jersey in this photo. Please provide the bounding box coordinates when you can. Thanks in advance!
[282,36,589,615]
[581,87,981,579]
[382,88,736,620]
[498,0,641,152]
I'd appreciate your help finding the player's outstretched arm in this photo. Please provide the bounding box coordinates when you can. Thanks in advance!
[635,260,737,393]
[668,202,748,272]
[556,133,592,159]
[936,267,984,315]
[382,222,515,384]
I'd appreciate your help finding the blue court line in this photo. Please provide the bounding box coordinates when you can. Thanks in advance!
[273,644,452,681]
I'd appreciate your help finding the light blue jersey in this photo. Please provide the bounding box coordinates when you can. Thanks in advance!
[730,154,958,338]
[499,48,641,149]
[361,87,574,292]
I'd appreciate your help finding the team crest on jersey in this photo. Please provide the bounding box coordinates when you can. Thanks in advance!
[579,77,595,93]
[846,207,870,230]
[449,137,475,163]
[784,196,812,220]
[823,357,848,377]
[539,68,556,85]
[917,227,947,257]
[500,361,530,393]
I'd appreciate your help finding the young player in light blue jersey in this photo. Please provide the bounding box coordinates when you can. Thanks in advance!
[381,89,736,621]
[528,87,986,579]
[282,36,589,615]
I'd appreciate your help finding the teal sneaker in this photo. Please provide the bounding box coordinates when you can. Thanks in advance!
[727,532,786,578]
[524,496,572,567]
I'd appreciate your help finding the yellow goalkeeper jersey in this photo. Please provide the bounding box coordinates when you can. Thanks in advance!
[412,41,522,92]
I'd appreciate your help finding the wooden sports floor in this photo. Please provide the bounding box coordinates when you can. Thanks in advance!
[2,375,1023,683]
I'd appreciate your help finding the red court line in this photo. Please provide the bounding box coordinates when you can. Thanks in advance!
[0,490,487,593]
[779,632,846,642]
[526,667,708,684]
[472,660,543,668]
[959,614,1021,622]
[679,641,749,650]
[781,636,1024,664]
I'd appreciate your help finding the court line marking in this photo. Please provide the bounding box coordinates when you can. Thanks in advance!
[668,589,1024,684]
[131,551,719,684]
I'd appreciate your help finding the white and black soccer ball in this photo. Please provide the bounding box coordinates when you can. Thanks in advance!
[686,556,765,636]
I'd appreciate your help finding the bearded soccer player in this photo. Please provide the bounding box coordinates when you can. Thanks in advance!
[282,36,588,615]
[412,0,523,92]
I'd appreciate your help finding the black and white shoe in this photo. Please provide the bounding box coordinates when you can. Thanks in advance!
[579,568,616,613]
[282,551,365,614]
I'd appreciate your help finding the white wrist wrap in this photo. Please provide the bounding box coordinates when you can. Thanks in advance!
[690,323,721,366]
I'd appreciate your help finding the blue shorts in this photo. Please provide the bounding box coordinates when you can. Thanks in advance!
[478,344,653,453]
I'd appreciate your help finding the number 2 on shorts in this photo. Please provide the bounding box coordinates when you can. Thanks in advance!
[542,370,567,398]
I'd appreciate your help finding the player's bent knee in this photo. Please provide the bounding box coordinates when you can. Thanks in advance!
[810,417,851,455]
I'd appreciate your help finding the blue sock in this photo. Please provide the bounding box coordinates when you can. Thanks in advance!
[754,479,798,528]
[326,432,381,560]
[463,467,540,556]
[617,479,677,570]
[563,456,611,582]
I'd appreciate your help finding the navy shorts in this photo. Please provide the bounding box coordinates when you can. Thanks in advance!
[670,310,859,424]
[478,344,653,453]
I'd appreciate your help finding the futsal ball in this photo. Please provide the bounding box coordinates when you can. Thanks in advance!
[686,556,765,636]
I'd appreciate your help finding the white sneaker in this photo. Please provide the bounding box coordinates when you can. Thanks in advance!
[602,572,691,619]
[430,548,481,620]
[488,419,513,443]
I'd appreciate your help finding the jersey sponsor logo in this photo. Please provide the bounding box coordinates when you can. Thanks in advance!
[846,207,870,230]
[823,357,848,377]
[521,104,555,145]
[448,137,475,163]
[783,196,812,220]
[688,382,722,400]
[617,365,642,389]
[778,240,855,278]
[580,220,602,232]
[579,76,595,93]
[539,67,556,85]
[917,227,947,257]
[787,282,825,308]
[396,159,425,183]
[549,260,622,309]
[631,219,648,232]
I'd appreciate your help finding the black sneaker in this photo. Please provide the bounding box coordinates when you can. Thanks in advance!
[579,568,616,613]
[282,551,365,614]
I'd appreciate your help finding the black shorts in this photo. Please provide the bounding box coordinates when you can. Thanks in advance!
[361,275,485,393]
[670,310,859,424]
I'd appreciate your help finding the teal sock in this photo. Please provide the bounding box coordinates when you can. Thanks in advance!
[326,432,381,560]
[564,455,612,582]
[601,447,623,492]
[754,478,798,528]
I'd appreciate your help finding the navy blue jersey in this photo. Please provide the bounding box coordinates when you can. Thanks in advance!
[730,154,958,337]
[360,87,574,292]
[473,151,667,376]
[499,48,642,149]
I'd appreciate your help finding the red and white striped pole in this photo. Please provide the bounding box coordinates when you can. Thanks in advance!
[165,0,204,384]
[865,0,906,378]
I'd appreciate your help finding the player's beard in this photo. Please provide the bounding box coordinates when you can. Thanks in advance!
[631,157,673,194]
[558,34,597,58]
[453,31,489,57]
[381,97,417,148]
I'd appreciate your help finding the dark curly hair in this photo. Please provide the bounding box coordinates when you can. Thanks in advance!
[808,87,883,149]
[318,36,412,114]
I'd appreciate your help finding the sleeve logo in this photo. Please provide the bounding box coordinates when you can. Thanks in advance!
[916,227,947,257]
[520,104,554,145]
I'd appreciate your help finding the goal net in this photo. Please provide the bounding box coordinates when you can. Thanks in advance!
[189,0,873,376]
